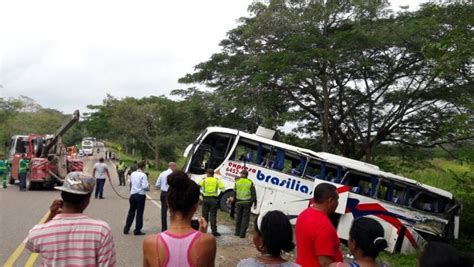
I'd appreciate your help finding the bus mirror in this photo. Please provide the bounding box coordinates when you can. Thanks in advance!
[183,144,192,158]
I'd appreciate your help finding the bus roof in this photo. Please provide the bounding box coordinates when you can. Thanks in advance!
[204,126,453,199]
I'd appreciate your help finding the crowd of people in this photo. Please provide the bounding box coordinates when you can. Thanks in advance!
[23,157,471,267]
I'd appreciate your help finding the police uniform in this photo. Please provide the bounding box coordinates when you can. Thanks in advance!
[117,162,126,186]
[19,158,29,191]
[234,176,257,238]
[0,160,9,189]
[199,175,225,236]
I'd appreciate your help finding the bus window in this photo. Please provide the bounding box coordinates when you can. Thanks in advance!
[303,159,322,180]
[345,172,374,196]
[189,133,235,174]
[378,180,410,205]
[411,192,449,213]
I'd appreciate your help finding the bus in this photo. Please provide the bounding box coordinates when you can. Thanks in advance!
[183,126,461,254]
[81,138,95,156]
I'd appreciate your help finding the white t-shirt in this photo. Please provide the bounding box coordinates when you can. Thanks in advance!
[93,162,109,179]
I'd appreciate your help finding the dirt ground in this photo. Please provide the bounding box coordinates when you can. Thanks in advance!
[212,211,297,266]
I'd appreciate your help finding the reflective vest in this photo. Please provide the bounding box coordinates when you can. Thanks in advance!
[19,159,29,174]
[235,177,253,201]
[0,160,7,173]
[200,177,223,197]
[118,162,126,171]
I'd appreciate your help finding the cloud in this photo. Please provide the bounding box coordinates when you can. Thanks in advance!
[0,0,254,113]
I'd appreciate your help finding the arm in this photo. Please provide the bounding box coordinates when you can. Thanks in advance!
[97,230,116,267]
[106,168,110,179]
[143,235,156,267]
[251,184,257,207]
[142,174,150,191]
[197,234,216,267]
[156,174,162,188]
[92,166,96,178]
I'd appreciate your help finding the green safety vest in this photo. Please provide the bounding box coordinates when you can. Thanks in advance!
[118,162,126,171]
[19,159,29,174]
[235,177,253,201]
[0,160,7,173]
[200,177,223,197]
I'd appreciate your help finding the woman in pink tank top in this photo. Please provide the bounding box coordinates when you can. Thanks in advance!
[143,171,216,267]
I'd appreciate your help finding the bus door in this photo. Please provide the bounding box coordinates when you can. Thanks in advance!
[256,186,277,215]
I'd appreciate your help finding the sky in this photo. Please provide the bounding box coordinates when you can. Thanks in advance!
[0,0,426,114]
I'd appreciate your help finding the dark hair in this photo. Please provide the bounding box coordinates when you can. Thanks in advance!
[99,157,104,162]
[349,217,388,258]
[419,241,467,267]
[240,170,248,177]
[167,171,200,216]
[313,183,337,203]
[255,210,295,257]
[61,191,91,205]
[138,161,145,169]
[206,169,214,176]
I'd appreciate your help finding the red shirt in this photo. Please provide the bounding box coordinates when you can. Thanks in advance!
[295,207,343,267]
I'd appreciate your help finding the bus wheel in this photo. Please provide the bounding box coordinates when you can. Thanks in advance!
[219,191,234,213]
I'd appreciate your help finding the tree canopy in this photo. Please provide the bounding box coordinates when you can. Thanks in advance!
[179,0,473,161]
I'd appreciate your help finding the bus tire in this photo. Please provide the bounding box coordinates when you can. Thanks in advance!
[219,190,234,213]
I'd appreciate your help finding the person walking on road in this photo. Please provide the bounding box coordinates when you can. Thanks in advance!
[143,170,216,267]
[124,161,149,235]
[93,157,110,199]
[233,170,257,238]
[117,160,127,186]
[295,183,342,267]
[199,169,225,236]
[18,154,29,191]
[25,172,116,266]
[155,162,177,232]
[0,159,9,189]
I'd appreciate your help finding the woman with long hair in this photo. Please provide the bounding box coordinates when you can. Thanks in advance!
[143,171,216,267]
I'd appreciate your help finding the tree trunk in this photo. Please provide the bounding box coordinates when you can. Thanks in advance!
[322,76,330,152]
[155,143,160,169]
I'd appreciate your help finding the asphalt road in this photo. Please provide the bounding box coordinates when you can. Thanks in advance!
[0,151,164,266]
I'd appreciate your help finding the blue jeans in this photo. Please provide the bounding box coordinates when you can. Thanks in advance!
[95,178,106,198]
[19,173,27,190]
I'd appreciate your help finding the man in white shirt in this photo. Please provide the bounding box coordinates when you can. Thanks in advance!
[155,162,177,231]
[124,162,149,235]
[92,157,110,199]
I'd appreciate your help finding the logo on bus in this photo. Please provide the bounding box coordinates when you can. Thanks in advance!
[256,170,311,195]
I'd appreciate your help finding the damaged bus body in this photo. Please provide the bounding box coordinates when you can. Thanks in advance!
[183,127,461,254]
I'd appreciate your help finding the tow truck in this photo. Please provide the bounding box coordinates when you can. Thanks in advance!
[5,110,83,189]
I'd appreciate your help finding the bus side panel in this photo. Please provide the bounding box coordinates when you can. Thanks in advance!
[313,179,349,215]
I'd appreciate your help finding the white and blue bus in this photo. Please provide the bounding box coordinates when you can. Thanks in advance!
[183,127,461,254]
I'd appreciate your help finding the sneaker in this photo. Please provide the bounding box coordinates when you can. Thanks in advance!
[99,197,105,199]
[212,232,221,237]
[134,231,146,236]
[239,234,246,238]
[123,230,129,235]
[234,233,239,237]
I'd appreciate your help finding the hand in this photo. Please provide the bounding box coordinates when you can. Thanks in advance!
[198,216,208,234]
[47,199,63,222]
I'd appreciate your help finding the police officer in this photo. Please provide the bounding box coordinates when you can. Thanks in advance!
[233,170,257,238]
[199,169,225,236]
[19,154,29,191]
[117,160,127,186]
[0,159,9,189]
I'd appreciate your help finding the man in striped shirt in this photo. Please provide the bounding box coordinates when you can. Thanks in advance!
[26,172,116,266]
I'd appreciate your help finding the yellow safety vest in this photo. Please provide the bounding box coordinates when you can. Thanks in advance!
[235,177,253,201]
[200,177,223,197]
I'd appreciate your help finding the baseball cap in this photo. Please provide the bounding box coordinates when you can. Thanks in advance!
[54,172,96,195]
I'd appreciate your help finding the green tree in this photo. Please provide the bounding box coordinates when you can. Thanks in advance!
[180,0,473,162]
